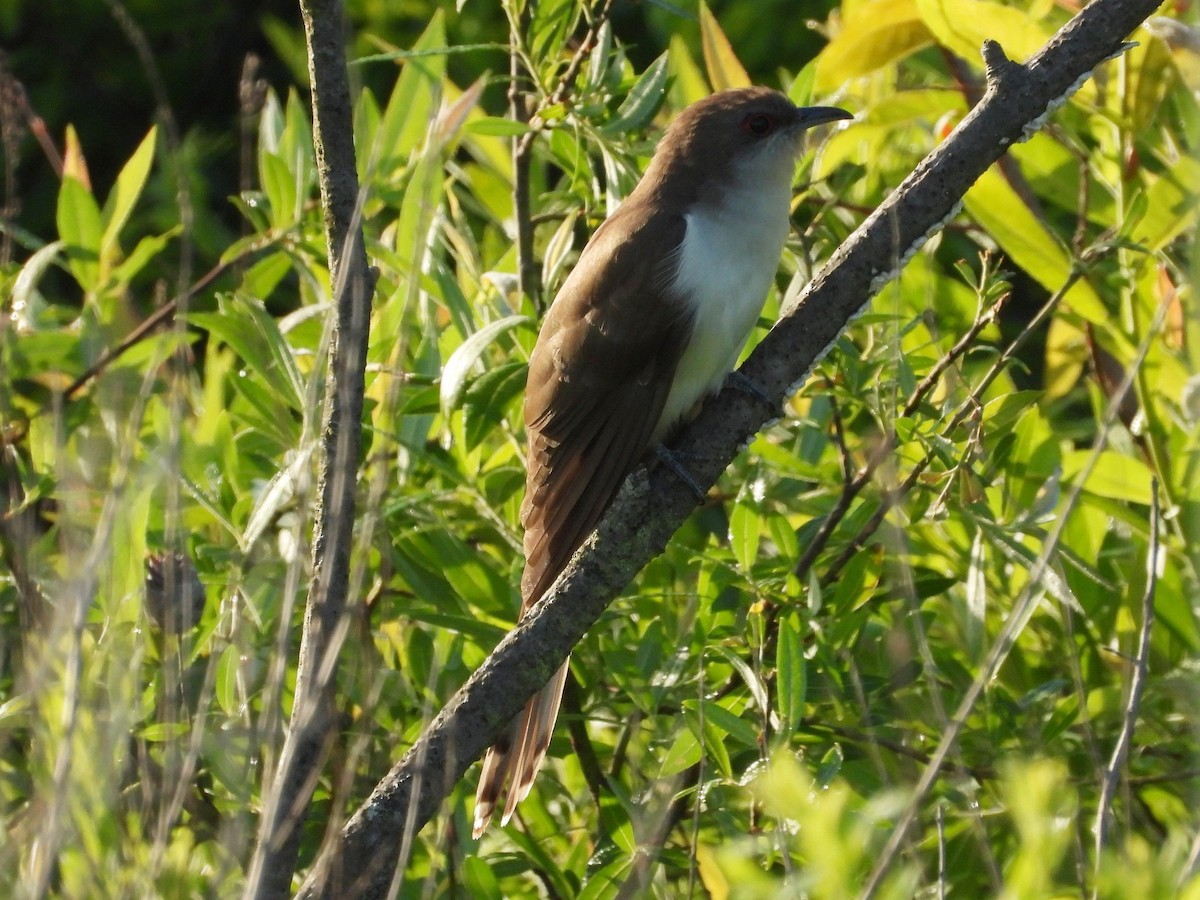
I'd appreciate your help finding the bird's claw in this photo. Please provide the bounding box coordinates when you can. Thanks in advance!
[654,445,708,501]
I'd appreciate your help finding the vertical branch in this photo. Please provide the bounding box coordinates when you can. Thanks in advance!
[509,0,540,312]
[243,0,376,896]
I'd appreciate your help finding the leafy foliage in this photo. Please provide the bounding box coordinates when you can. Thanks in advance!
[0,1,1198,897]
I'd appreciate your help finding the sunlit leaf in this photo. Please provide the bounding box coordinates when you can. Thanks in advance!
[439,314,531,416]
[57,176,103,293]
[917,0,1051,64]
[815,0,931,91]
[99,126,157,272]
[698,1,751,91]
[1061,449,1156,505]
[776,614,806,736]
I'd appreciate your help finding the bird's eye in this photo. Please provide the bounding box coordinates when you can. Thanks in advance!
[742,113,775,136]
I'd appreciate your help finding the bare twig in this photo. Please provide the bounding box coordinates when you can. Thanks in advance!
[508,0,539,310]
[1093,479,1159,878]
[509,0,617,313]
[243,0,378,894]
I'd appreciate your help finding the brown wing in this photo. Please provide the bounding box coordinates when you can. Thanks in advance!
[520,207,691,607]
[473,205,691,837]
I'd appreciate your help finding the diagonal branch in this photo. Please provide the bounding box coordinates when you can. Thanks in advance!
[299,1,1160,896]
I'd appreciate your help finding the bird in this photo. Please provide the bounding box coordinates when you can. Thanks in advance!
[472,87,852,837]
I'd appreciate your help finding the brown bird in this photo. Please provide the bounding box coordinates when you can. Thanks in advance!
[473,87,852,837]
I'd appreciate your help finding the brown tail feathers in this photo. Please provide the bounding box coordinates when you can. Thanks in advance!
[472,660,570,838]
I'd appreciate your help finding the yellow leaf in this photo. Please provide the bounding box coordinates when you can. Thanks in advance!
[1044,316,1086,400]
[916,0,1051,64]
[669,33,710,107]
[695,844,730,900]
[62,124,91,191]
[699,1,751,91]
[1135,155,1200,254]
[814,0,931,91]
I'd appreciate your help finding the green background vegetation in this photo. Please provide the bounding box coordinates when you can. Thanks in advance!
[0,0,1197,896]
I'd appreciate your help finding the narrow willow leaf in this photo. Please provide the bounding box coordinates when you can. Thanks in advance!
[776,614,806,736]
[215,644,241,716]
[57,176,103,293]
[99,126,157,271]
[462,360,526,451]
[465,116,532,137]
[698,1,751,91]
[600,53,669,136]
[729,501,761,574]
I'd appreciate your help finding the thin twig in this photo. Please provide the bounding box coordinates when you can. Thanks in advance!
[515,0,617,158]
[1093,478,1159,878]
[508,0,539,310]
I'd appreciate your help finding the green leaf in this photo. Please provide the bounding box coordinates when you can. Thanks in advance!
[684,701,734,778]
[729,501,761,574]
[776,614,806,736]
[1134,156,1200,253]
[461,857,502,898]
[712,644,769,716]
[188,293,305,414]
[787,60,817,107]
[376,11,446,174]
[109,227,180,287]
[242,443,314,552]
[215,644,241,716]
[658,728,703,776]
[139,722,189,742]
[57,176,103,292]
[586,20,613,90]
[260,151,297,227]
[668,34,710,107]
[100,126,157,270]
[465,116,532,137]
[439,315,531,415]
[462,360,526,452]
[600,53,670,136]
[916,0,1052,64]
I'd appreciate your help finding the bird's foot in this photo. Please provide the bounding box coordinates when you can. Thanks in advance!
[654,445,709,501]
[725,371,775,408]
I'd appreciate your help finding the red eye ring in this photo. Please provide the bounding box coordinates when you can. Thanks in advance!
[742,113,775,136]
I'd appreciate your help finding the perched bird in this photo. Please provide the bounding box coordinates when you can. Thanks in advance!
[473,87,852,837]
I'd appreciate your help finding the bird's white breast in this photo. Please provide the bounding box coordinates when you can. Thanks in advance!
[655,151,793,439]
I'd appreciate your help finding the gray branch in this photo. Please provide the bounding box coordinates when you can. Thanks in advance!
[243,0,377,896]
[299,0,1160,895]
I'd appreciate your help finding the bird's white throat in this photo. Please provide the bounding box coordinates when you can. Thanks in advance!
[655,142,795,439]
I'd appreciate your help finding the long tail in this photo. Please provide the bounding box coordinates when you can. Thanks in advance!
[472,659,570,837]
